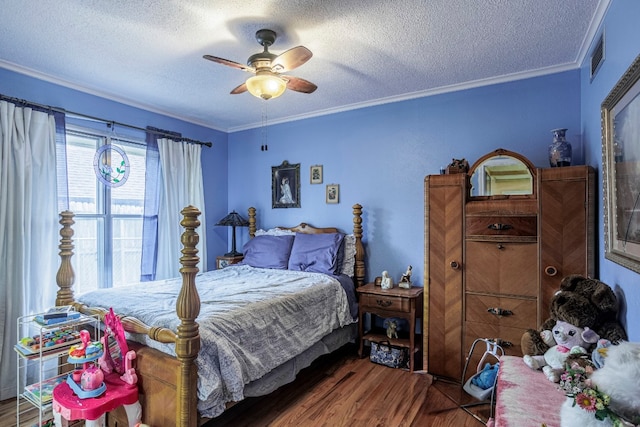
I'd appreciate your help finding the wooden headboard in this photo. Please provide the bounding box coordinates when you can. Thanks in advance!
[278,223,340,234]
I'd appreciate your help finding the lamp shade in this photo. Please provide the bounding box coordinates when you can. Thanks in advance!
[215,211,249,227]
[246,73,287,100]
[216,211,249,257]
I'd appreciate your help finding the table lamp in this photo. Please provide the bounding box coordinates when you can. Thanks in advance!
[215,211,249,257]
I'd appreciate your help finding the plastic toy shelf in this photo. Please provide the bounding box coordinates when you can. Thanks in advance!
[15,310,100,427]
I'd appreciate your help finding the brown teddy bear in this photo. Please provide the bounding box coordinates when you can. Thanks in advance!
[521,274,627,357]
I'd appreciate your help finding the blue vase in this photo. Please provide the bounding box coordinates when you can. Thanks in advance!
[548,128,572,167]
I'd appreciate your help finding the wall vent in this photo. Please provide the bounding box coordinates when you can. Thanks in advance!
[590,32,604,81]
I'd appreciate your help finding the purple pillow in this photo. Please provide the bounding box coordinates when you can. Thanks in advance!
[288,232,345,275]
[241,235,295,269]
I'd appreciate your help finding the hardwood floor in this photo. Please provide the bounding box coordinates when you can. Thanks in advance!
[207,344,490,427]
[1,344,490,427]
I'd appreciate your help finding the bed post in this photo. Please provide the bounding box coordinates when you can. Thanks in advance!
[56,210,75,306]
[175,205,201,427]
[248,206,256,238]
[352,204,365,287]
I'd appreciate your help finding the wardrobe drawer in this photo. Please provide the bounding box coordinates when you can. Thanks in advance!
[465,293,537,329]
[466,215,537,237]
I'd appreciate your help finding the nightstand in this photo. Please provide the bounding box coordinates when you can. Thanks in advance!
[216,255,243,269]
[356,282,423,371]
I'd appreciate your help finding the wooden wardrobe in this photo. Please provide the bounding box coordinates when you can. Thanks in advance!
[423,149,594,382]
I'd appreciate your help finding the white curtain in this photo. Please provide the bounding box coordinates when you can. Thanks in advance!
[156,138,207,279]
[0,101,60,399]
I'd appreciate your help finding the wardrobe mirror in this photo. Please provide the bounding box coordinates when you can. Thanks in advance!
[469,149,535,197]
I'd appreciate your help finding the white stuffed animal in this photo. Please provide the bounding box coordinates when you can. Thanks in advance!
[560,341,640,427]
[523,320,599,382]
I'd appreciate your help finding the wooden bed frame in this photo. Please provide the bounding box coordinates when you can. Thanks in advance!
[54,204,365,426]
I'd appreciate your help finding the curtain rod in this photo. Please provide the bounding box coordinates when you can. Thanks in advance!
[0,94,213,148]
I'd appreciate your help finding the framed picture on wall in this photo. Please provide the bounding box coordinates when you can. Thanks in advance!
[310,165,323,184]
[272,160,301,208]
[602,53,640,274]
[326,184,339,204]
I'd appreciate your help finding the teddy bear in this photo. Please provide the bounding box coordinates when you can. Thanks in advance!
[521,275,627,358]
[523,320,599,382]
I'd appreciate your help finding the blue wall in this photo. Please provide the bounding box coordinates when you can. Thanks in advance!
[579,0,640,341]
[0,68,230,270]
[3,0,638,341]
[228,71,581,294]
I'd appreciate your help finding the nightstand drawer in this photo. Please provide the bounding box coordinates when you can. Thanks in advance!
[360,294,410,312]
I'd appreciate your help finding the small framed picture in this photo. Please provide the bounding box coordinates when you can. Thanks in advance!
[326,184,339,204]
[310,165,323,184]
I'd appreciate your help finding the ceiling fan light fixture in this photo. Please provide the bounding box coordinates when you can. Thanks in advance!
[246,73,286,100]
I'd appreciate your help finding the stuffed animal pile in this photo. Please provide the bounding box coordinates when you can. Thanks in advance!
[519,274,636,425]
[521,275,627,359]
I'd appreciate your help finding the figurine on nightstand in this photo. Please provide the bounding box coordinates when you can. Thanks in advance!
[399,265,412,289]
[381,271,394,289]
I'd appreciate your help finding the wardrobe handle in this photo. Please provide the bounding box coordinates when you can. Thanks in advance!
[497,244,505,250]
[488,223,513,231]
[544,266,558,276]
[450,261,460,270]
[493,339,513,348]
[487,307,513,317]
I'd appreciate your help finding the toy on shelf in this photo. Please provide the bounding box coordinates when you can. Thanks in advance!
[65,329,106,399]
[34,306,81,325]
[15,328,82,356]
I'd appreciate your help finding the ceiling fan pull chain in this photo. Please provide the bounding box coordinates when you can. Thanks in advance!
[261,102,268,151]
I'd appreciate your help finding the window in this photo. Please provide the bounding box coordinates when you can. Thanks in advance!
[65,127,147,293]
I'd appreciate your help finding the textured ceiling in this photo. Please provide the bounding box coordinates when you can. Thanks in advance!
[0,0,606,132]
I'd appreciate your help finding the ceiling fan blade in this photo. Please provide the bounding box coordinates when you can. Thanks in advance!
[203,55,255,73]
[283,75,317,94]
[230,82,248,94]
[271,46,312,72]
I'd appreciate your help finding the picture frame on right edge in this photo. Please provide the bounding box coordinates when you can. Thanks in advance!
[326,184,339,204]
[601,53,640,274]
[310,165,323,184]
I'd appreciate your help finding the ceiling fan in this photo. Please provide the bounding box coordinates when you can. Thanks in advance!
[203,29,317,100]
